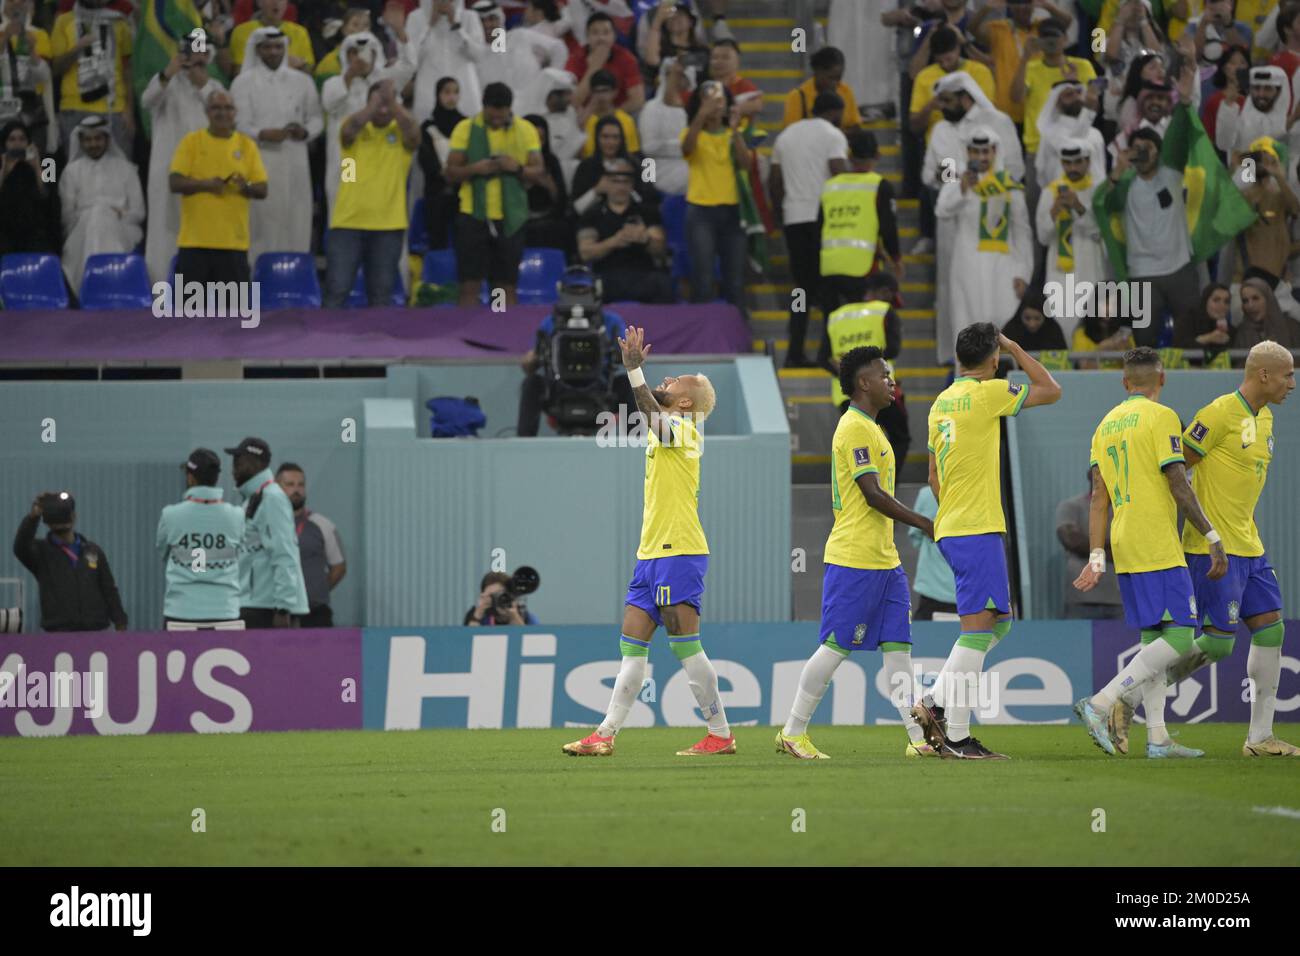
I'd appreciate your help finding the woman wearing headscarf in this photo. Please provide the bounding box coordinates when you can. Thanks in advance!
[0,118,59,255]
[1001,286,1069,351]
[1235,275,1300,349]
[322,30,385,219]
[1180,282,1234,356]
[416,75,464,248]
[520,112,570,255]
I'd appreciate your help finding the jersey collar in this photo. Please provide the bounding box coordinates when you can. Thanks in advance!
[1123,393,1148,403]
[1234,389,1257,418]
[847,404,875,421]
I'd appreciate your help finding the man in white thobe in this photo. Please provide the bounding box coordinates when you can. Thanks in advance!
[59,114,144,293]
[1035,139,1107,296]
[140,41,222,283]
[470,0,566,115]
[404,0,486,123]
[321,30,385,218]
[231,26,322,265]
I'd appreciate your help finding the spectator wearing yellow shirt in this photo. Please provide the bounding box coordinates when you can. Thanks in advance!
[1072,312,1136,369]
[323,78,420,308]
[1012,19,1097,157]
[168,89,268,285]
[445,81,545,307]
[231,0,315,75]
[972,0,1077,124]
[0,0,54,153]
[909,27,997,143]
[782,46,862,130]
[49,0,135,154]
[580,69,640,157]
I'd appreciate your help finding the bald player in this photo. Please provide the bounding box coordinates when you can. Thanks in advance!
[1112,341,1298,756]
[1074,347,1228,758]
[564,327,734,757]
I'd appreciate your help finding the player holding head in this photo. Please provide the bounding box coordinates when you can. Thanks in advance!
[564,327,733,757]
[1073,347,1228,758]
[913,323,1062,759]
[776,348,938,759]
[1112,341,1297,756]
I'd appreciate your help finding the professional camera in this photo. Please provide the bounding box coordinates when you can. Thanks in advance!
[492,566,540,615]
[535,267,621,434]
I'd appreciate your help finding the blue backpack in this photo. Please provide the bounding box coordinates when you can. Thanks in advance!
[426,396,487,437]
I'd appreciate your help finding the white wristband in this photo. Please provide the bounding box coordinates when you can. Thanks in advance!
[1205,529,1221,545]
[627,367,646,388]
[1089,549,1106,573]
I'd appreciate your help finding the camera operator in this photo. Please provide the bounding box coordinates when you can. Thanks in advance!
[13,491,127,632]
[464,571,539,626]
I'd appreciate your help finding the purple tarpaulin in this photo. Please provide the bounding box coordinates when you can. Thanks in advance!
[0,629,362,735]
[0,304,750,362]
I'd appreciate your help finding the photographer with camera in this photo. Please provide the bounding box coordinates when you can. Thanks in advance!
[517,266,636,436]
[464,569,540,626]
[14,491,127,633]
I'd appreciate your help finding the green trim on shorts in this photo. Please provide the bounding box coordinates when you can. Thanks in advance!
[1250,620,1285,648]
[1140,628,1161,646]
[822,633,852,657]
[879,641,911,653]
[1160,626,1195,655]
[1194,632,1235,662]
[956,631,994,652]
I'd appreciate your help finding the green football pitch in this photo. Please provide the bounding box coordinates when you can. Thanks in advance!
[4,725,1298,866]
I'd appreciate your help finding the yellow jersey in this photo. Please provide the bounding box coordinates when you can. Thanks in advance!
[169,129,268,251]
[681,127,738,206]
[1182,391,1273,557]
[1089,394,1187,574]
[449,116,541,220]
[637,415,709,560]
[911,61,996,139]
[332,121,415,231]
[824,406,899,570]
[928,377,1029,540]
[50,13,132,113]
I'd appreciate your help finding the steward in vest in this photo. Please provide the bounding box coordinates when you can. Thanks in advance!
[445,81,544,308]
[819,128,902,312]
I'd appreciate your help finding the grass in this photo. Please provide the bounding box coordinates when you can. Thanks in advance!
[3,725,1298,866]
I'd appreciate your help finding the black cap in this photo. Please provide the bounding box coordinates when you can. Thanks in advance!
[590,69,617,91]
[224,437,271,463]
[1037,19,1066,37]
[183,448,221,485]
[41,491,75,524]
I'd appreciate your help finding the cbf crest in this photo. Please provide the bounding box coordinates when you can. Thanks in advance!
[1228,600,1241,625]
[1189,595,1198,618]
[852,623,866,646]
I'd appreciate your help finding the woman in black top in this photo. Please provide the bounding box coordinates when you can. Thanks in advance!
[521,113,572,257]
[571,115,659,218]
[0,119,60,256]
[416,76,466,250]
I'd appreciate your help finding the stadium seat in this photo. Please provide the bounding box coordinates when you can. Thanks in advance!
[516,248,567,304]
[409,198,430,256]
[421,248,457,286]
[79,254,153,310]
[347,263,407,307]
[254,253,322,309]
[0,253,69,310]
[659,193,687,249]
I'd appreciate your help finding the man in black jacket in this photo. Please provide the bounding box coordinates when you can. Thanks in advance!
[13,492,128,633]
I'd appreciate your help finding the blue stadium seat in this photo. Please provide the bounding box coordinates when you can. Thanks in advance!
[79,253,153,310]
[421,248,457,286]
[516,248,566,304]
[0,253,69,310]
[347,263,407,307]
[254,253,322,309]
[659,193,687,249]
[409,198,430,256]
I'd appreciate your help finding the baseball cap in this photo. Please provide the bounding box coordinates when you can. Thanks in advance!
[590,69,617,91]
[224,437,272,463]
[41,491,75,525]
[183,448,221,485]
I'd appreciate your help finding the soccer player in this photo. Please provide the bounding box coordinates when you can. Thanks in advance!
[912,324,1062,759]
[563,327,734,757]
[1073,347,1228,758]
[1112,340,1297,756]
[776,347,938,759]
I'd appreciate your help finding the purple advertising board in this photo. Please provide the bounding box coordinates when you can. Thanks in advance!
[0,629,362,736]
[1091,620,1300,723]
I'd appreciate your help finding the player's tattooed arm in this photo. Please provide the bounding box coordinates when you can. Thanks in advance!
[1164,461,1228,579]
[619,326,674,443]
[856,474,934,539]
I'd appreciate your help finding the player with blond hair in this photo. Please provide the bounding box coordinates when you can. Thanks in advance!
[564,327,735,757]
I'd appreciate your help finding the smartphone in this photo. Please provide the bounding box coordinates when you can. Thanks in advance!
[1057,184,1069,195]
[5,147,25,160]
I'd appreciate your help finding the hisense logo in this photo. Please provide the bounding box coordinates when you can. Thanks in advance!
[49,886,151,936]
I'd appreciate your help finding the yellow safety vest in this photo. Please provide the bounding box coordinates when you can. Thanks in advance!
[828,299,889,405]
[820,171,881,278]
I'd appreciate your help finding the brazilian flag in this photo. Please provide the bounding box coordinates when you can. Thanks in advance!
[1094,104,1256,282]
[132,0,205,134]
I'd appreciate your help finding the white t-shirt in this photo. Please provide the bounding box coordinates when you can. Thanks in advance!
[770,117,849,224]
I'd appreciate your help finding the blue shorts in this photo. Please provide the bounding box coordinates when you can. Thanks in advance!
[1116,566,1198,630]
[936,533,1011,617]
[818,563,912,651]
[1186,553,1283,632]
[624,554,708,627]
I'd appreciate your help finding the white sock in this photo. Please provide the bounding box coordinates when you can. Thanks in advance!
[783,644,843,736]
[941,645,987,743]
[596,655,647,738]
[1247,643,1282,744]
[1092,638,1181,710]
[681,649,730,738]
[882,650,926,743]
[1141,679,1170,746]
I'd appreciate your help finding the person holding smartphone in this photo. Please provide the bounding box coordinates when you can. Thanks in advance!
[0,118,59,255]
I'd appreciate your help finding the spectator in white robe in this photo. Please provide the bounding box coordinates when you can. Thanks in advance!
[322,30,385,217]
[637,56,690,196]
[140,41,222,284]
[828,0,896,112]
[536,66,582,189]
[1035,139,1107,302]
[59,114,144,293]
[405,0,486,124]
[1215,65,1289,167]
[231,26,322,264]
[470,0,567,109]
[936,126,1033,362]
[1035,80,1106,189]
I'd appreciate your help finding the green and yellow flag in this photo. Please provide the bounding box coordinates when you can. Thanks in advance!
[132,0,205,133]
[1094,104,1256,282]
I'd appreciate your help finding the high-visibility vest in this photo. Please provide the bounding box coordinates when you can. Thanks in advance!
[820,171,881,278]
[828,300,889,405]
